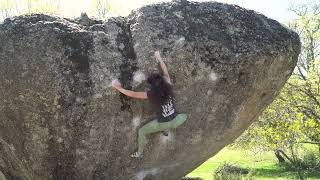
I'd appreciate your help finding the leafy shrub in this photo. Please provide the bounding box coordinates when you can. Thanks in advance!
[214,163,254,180]
[301,149,320,171]
[279,161,296,171]
[278,149,320,172]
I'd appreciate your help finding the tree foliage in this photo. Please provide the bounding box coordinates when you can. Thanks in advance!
[91,0,112,19]
[232,2,320,179]
[0,0,61,20]
[25,0,60,15]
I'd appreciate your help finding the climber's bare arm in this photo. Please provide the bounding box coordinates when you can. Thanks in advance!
[154,51,172,84]
[118,89,148,99]
[111,80,148,99]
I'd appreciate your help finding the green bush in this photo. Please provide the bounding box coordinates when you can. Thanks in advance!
[213,163,254,180]
[279,161,296,171]
[278,149,320,172]
[301,149,320,171]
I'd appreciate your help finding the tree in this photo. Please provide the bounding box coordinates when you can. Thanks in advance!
[25,0,61,15]
[92,0,112,20]
[232,2,320,180]
[287,2,320,147]
[0,0,17,20]
[0,0,61,21]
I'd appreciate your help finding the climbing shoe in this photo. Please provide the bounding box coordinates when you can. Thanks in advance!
[161,131,168,136]
[131,152,143,158]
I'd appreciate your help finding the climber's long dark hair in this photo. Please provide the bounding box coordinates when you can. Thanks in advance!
[147,73,174,105]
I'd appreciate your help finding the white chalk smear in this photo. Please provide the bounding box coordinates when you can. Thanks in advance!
[133,71,146,83]
[175,36,185,47]
[135,168,160,180]
[134,43,140,48]
[209,72,218,81]
[135,163,181,180]
[132,117,141,128]
[160,131,174,144]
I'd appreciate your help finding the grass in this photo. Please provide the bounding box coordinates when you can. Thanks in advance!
[186,147,320,180]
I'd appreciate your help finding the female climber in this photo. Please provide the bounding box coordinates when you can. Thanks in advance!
[111,51,187,158]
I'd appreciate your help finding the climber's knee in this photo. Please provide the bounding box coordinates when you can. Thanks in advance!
[179,113,188,120]
[171,113,188,128]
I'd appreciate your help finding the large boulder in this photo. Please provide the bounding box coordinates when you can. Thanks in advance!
[0,0,300,180]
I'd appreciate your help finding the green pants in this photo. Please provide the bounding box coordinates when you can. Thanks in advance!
[137,113,187,154]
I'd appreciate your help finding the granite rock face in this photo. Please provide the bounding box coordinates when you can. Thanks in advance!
[0,0,300,180]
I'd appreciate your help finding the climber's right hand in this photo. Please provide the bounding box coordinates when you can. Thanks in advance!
[112,79,122,90]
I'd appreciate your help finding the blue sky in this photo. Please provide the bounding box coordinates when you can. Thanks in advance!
[58,0,316,23]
